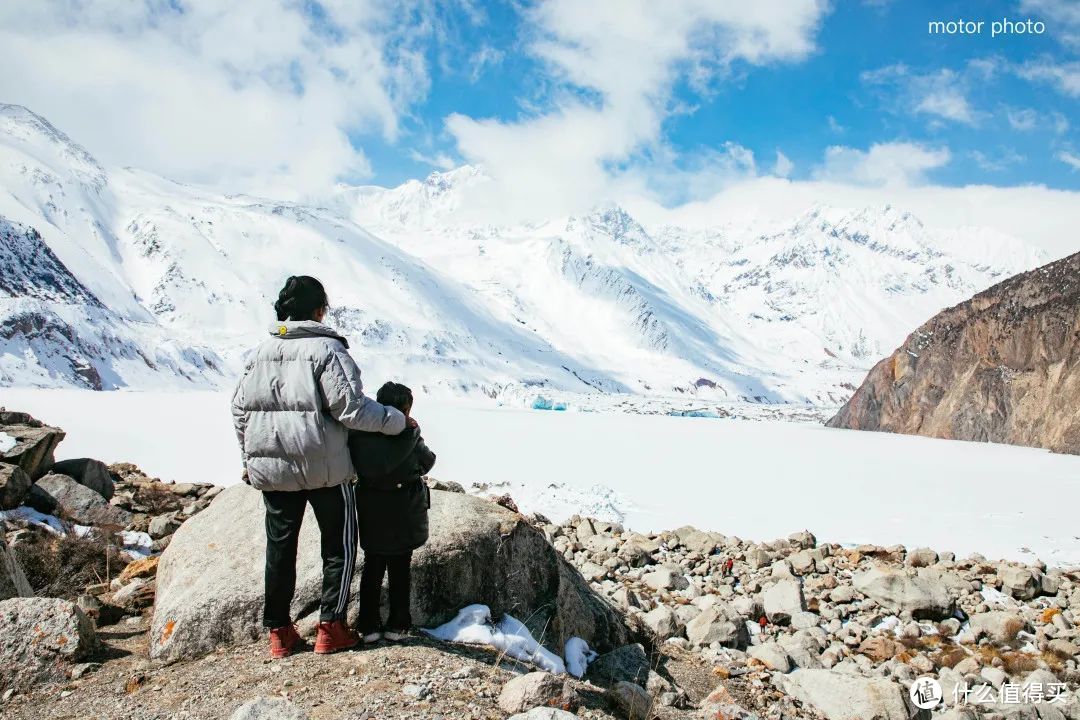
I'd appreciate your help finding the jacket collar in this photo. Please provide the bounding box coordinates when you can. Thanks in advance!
[267,321,349,348]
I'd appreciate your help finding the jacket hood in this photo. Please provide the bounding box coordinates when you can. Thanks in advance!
[267,321,349,348]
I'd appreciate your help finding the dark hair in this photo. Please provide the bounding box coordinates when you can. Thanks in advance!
[274,276,328,321]
[376,382,413,413]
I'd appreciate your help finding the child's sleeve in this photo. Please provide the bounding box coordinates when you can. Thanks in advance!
[415,437,436,476]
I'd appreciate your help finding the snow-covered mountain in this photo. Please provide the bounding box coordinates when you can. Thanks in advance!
[0,104,1045,404]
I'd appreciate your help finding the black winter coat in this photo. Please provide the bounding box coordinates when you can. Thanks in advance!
[348,427,436,555]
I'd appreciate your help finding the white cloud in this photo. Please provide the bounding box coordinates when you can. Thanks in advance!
[1020,0,1080,48]
[1017,60,1080,97]
[827,115,846,134]
[1059,150,1080,171]
[1006,107,1039,131]
[862,64,978,125]
[814,142,951,187]
[0,1,430,197]
[409,150,458,170]
[468,45,505,83]
[445,0,830,219]
[772,150,794,178]
[970,148,1026,172]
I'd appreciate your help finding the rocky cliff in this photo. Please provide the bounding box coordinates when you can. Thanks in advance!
[828,251,1080,453]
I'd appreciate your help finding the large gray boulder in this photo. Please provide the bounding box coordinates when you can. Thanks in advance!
[34,473,131,526]
[151,484,633,661]
[0,464,32,509]
[0,529,32,600]
[853,565,953,620]
[780,669,912,720]
[229,697,310,720]
[0,597,97,692]
[0,413,65,479]
[50,458,115,500]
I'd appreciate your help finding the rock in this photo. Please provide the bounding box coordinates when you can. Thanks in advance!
[148,511,182,538]
[49,458,115,501]
[0,597,97,692]
[0,530,32,600]
[999,566,1041,600]
[780,669,910,720]
[507,709,579,720]
[113,577,155,610]
[748,641,792,672]
[586,644,649,687]
[829,586,860,604]
[499,672,571,714]
[609,681,652,720]
[35,473,132,526]
[789,530,817,549]
[968,611,1024,644]
[229,697,310,720]
[0,464,31,510]
[118,556,159,583]
[764,579,805,624]
[642,566,688,591]
[856,636,904,662]
[701,683,762,719]
[685,608,747,649]
[905,547,938,567]
[151,485,632,661]
[745,547,771,570]
[0,415,64,479]
[23,484,58,514]
[827,252,1080,454]
[852,565,953,620]
[643,605,682,640]
[1048,638,1079,658]
[427,478,465,493]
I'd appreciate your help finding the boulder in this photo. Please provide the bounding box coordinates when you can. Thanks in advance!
[701,683,761,719]
[508,709,579,720]
[643,605,681,640]
[968,611,1024,644]
[764,579,805,624]
[780,669,911,720]
[748,641,792,673]
[150,485,633,661]
[24,484,58,514]
[35,473,132,526]
[609,681,652,720]
[586,643,649,687]
[119,556,159,583]
[148,511,182,538]
[498,672,572,714]
[642,566,688,591]
[0,530,32,600]
[50,458,115,500]
[685,607,747,649]
[0,597,97,692]
[0,464,32,510]
[998,566,1041,600]
[0,415,64,479]
[852,565,953,620]
[229,697,310,720]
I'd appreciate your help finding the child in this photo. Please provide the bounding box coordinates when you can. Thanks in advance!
[349,381,436,642]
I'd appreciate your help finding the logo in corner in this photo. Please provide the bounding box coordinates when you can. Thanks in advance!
[910,676,943,709]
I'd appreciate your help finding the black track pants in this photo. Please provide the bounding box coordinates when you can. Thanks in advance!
[357,552,412,633]
[262,482,357,628]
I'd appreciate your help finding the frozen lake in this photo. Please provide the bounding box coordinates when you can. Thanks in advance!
[3,388,1078,567]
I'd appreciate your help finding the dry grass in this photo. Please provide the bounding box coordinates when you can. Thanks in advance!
[12,527,121,598]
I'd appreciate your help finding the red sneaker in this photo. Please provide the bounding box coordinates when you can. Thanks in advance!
[314,620,360,655]
[269,623,301,659]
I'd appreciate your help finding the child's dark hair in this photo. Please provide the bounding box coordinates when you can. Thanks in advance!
[376,382,413,413]
[274,276,328,321]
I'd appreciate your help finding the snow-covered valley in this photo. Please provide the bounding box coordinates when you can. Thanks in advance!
[5,388,1079,567]
[0,104,1047,408]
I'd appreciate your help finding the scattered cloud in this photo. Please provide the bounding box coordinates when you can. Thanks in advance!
[1016,59,1080,97]
[772,150,794,177]
[446,0,830,218]
[1005,107,1039,131]
[467,45,505,83]
[814,141,951,187]
[1058,150,1080,171]
[862,64,978,125]
[408,149,458,170]
[0,1,431,196]
[970,148,1026,172]
[827,115,846,134]
[1019,0,1080,48]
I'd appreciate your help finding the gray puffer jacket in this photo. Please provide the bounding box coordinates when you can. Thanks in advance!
[231,321,406,492]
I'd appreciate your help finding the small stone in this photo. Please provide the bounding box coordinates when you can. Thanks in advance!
[608,681,651,720]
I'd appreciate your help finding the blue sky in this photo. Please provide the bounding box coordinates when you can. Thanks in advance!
[360,0,1078,194]
[1,0,1078,209]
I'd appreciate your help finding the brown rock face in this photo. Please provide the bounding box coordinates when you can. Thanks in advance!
[828,251,1080,453]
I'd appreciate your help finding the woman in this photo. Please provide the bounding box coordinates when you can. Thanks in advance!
[231,275,407,658]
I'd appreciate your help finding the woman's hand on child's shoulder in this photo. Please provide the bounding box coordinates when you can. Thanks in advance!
[406,416,419,430]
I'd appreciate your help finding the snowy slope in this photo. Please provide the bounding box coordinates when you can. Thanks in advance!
[0,104,1045,403]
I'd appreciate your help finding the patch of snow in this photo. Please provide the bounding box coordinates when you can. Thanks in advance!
[423,604,566,675]
[0,431,16,453]
[119,530,154,558]
[980,587,1017,608]
[564,637,597,678]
